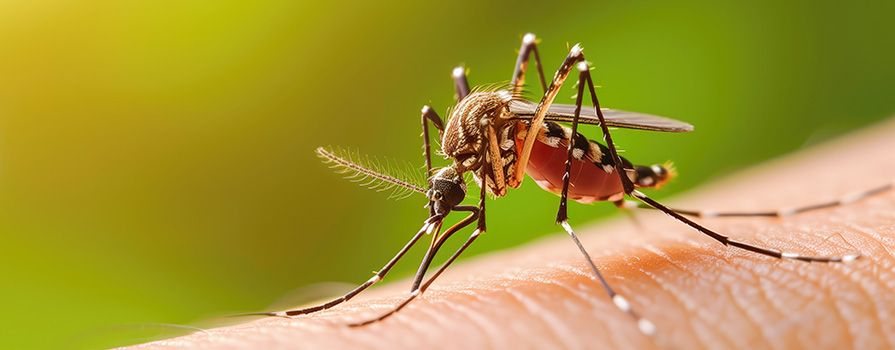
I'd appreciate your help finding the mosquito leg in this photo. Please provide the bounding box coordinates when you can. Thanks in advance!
[420,105,445,217]
[452,66,470,101]
[512,44,585,186]
[511,33,548,96]
[421,106,445,175]
[349,225,483,327]
[552,67,657,336]
[573,59,862,263]
[409,206,479,291]
[631,191,861,262]
[240,216,443,317]
[630,182,894,218]
[351,159,489,327]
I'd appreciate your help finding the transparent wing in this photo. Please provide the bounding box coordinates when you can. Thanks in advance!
[508,100,694,132]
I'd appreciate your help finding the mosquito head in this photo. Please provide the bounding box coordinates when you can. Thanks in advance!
[427,166,467,215]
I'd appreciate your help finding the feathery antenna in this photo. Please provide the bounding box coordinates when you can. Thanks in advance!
[316,146,427,199]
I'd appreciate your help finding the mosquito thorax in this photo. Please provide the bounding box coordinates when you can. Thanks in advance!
[441,91,514,170]
[440,90,519,196]
[427,166,467,215]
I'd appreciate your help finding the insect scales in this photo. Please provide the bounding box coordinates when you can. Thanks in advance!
[246,33,891,336]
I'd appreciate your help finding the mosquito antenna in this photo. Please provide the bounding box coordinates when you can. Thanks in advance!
[316,146,427,196]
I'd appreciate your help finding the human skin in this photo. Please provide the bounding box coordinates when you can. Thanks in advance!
[134,118,895,349]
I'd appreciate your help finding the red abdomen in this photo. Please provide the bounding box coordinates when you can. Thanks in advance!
[519,122,624,203]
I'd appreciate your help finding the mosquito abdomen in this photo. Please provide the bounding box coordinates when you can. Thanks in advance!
[518,121,675,203]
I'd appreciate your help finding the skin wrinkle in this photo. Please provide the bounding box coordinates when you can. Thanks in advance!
[744,267,808,347]
[485,285,550,348]
[712,256,771,349]
[721,245,801,348]
[638,245,712,346]
[644,248,726,349]
[516,263,650,349]
[688,255,741,349]
[502,268,595,348]
[827,255,878,348]
[448,292,503,349]
[638,259,712,348]
[459,286,519,348]
[133,120,895,350]
[504,287,577,349]
[843,222,894,259]
[790,259,853,348]
[741,268,780,349]
[837,257,887,349]
[828,259,888,349]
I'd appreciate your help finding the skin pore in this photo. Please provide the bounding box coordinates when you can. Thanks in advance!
[136,119,895,349]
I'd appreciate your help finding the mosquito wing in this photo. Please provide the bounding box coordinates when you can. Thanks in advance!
[508,100,694,132]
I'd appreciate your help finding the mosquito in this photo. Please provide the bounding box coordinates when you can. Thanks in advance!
[247,33,891,336]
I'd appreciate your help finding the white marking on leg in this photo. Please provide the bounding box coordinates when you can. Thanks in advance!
[638,318,657,336]
[576,61,589,72]
[632,190,647,199]
[367,275,382,284]
[570,43,583,58]
[701,210,719,218]
[411,289,421,297]
[840,192,864,205]
[523,33,536,45]
[560,220,574,235]
[421,105,432,114]
[452,66,465,78]
[842,254,859,262]
[471,229,482,237]
[781,252,800,259]
[612,295,631,312]
[273,311,288,317]
[777,207,796,217]
[426,222,437,235]
[621,200,638,209]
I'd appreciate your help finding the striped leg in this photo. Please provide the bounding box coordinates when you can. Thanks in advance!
[511,32,548,96]
[421,106,444,175]
[421,105,444,217]
[452,66,470,101]
[512,44,585,186]
[240,215,443,317]
[409,206,479,291]
[350,164,488,327]
[630,182,893,218]
[572,57,862,264]
[554,61,657,336]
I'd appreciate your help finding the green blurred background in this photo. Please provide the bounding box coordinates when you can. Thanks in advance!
[0,0,892,348]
